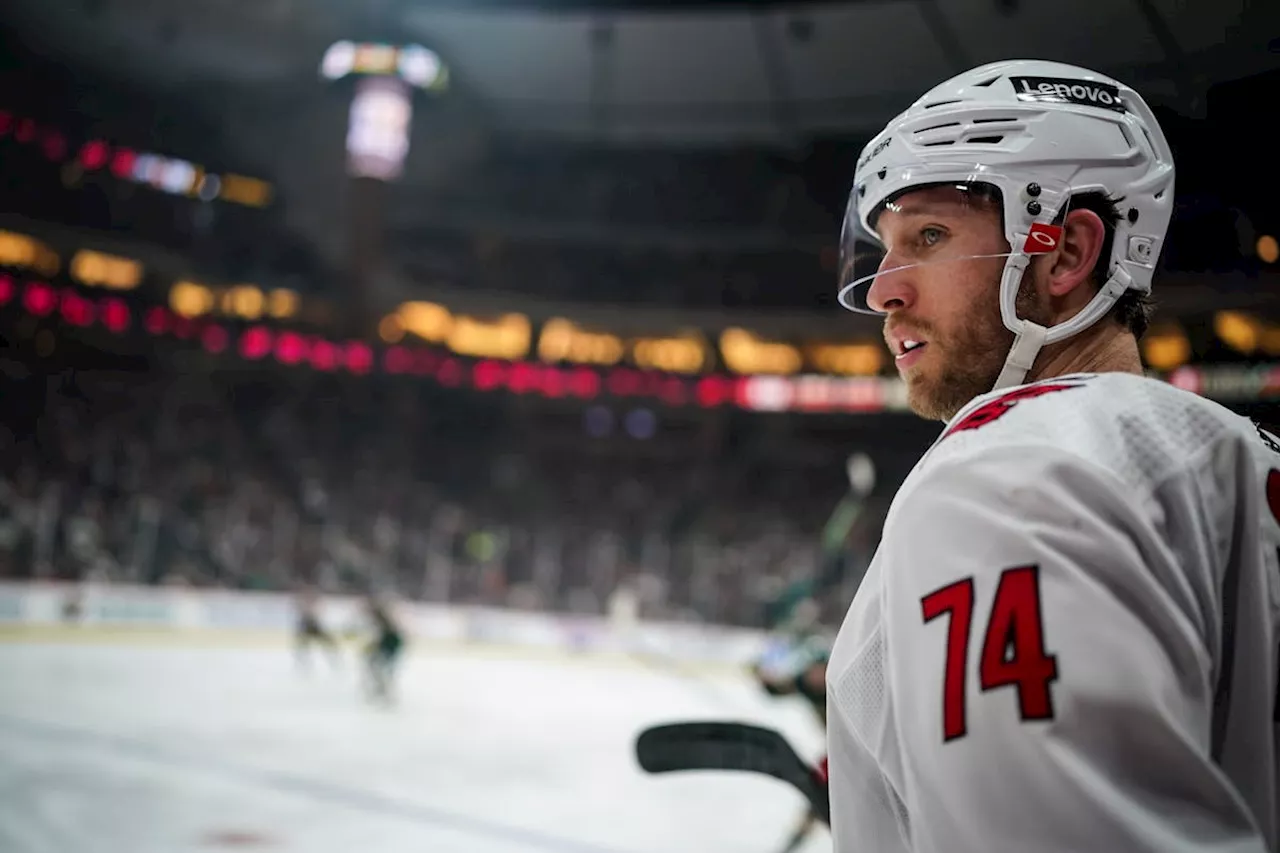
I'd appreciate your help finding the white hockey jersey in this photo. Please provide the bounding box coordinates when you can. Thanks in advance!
[826,372,1280,853]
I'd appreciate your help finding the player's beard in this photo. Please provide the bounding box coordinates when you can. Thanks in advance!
[905,273,1051,422]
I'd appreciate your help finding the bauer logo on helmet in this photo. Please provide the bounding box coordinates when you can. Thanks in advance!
[856,137,892,175]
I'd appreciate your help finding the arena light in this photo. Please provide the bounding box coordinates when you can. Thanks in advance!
[345,76,413,182]
[275,331,309,365]
[507,362,540,394]
[1141,326,1191,371]
[719,328,802,375]
[268,289,299,319]
[631,334,707,375]
[110,148,138,180]
[309,339,340,372]
[0,274,14,305]
[806,342,884,377]
[395,301,452,342]
[322,41,446,91]
[379,314,406,344]
[219,174,273,208]
[223,285,265,320]
[144,306,170,336]
[1214,311,1261,354]
[5,114,272,207]
[344,341,374,374]
[239,326,273,360]
[170,281,215,318]
[22,281,56,317]
[567,367,601,400]
[537,318,625,366]
[1258,234,1279,264]
[448,313,531,360]
[99,297,130,333]
[79,140,110,171]
[0,231,60,276]
[59,289,95,327]
[70,250,142,290]
[540,367,567,398]
[695,376,736,408]
[473,359,508,391]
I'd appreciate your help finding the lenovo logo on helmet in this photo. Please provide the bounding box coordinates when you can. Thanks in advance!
[1010,76,1126,113]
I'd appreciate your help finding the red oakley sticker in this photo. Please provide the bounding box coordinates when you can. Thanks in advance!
[1022,223,1063,254]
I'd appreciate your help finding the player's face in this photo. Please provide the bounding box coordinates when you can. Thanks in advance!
[865,186,1047,421]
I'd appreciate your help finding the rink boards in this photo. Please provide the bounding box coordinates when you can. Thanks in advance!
[0,581,769,673]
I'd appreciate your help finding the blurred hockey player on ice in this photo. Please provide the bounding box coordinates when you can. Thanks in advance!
[752,452,873,851]
[752,597,832,853]
[294,587,340,672]
[362,593,406,704]
[826,59,1280,852]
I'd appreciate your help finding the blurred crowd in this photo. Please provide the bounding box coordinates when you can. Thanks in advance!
[0,362,878,628]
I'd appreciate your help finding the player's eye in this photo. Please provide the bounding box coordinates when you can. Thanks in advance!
[919,226,946,247]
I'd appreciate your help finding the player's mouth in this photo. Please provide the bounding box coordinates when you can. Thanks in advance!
[894,339,928,370]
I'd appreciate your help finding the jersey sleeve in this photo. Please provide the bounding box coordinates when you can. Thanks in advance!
[878,443,1266,852]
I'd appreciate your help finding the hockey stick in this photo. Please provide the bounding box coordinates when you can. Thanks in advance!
[634,721,830,825]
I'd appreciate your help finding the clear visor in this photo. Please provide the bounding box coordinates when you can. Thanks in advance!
[837,166,1075,314]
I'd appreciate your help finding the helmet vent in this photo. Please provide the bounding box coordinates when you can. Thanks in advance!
[972,116,1018,124]
[915,121,961,134]
[921,99,963,110]
[921,140,957,147]
[972,75,1002,87]
[965,135,1005,145]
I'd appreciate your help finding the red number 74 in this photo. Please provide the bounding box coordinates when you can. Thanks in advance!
[921,565,1059,742]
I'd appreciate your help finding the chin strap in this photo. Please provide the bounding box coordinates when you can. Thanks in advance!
[993,320,1048,391]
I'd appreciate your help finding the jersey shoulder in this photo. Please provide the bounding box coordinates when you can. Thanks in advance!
[918,372,1257,494]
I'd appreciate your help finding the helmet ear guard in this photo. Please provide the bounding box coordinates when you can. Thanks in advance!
[838,60,1175,392]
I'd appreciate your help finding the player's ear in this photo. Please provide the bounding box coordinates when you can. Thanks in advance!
[1044,208,1107,299]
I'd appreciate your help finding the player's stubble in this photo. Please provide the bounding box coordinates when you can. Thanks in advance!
[902,264,1052,423]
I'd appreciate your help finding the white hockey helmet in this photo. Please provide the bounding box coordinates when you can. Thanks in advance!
[838,59,1175,390]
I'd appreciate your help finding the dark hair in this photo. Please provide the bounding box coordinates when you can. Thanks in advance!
[1055,191,1155,340]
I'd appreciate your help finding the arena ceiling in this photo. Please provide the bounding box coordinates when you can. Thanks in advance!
[6,0,1276,145]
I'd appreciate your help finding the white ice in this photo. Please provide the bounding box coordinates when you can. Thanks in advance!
[0,638,830,853]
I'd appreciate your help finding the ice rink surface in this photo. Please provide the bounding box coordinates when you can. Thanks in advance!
[0,634,829,853]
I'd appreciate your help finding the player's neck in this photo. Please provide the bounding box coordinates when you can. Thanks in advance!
[1025,321,1144,384]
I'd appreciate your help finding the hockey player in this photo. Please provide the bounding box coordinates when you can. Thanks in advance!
[753,454,872,851]
[752,610,831,853]
[363,593,406,704]
[825,60,1280,852]
[294,588,340,671]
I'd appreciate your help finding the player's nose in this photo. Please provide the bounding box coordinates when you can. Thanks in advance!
[864,259,916,314]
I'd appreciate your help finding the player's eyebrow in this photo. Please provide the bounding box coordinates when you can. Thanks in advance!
[881,199,972,219]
